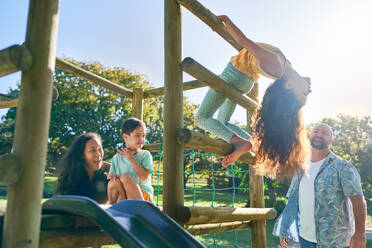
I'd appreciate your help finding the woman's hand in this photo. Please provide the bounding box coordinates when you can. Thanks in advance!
[216,15,233,34]
[218,15,230,25]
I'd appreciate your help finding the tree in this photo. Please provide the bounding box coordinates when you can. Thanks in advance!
[319,115,371,167]
[0,58,199,174]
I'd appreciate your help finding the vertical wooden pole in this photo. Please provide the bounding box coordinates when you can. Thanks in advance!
[2,0,60,247]
[132,87,143,120]
[248,83,267,247]
[246,83,259,133]
[249,168,266,247]
[163,0,184,220]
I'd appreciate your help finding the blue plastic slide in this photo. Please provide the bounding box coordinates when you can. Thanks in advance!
[42,195,205,248]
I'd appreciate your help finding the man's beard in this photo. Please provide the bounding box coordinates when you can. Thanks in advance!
[311,139,326,150]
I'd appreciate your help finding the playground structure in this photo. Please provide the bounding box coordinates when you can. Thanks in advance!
[0,0,276,247]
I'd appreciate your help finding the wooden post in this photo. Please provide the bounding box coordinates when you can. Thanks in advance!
[248,83,267,247]
[0,45,32,77]
[249,168,266,247]
[132,88,143,120]
[177,0,242,51]
[163,0,184,220]
[246,83,258,133]
[182,57,258,112]
[2,0,60,247]
[55,57,133,98]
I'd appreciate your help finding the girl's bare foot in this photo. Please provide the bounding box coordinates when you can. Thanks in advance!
[222,135,252,167]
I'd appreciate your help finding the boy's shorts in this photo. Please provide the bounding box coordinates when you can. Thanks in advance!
[141,189,153,203]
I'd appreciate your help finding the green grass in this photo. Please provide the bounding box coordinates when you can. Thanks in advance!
[367,215,372,227]
[196,220,280,248]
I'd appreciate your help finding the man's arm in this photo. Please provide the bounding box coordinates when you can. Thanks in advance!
[349,195,366,248]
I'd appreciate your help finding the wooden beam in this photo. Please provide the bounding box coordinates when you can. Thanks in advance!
[163,0,184,220]
[143,79,206,98]
[176,128,255,164]
[177,0,242,51]
[143,143,162,152]
[185,221,251,236]
[143,143,195,153]
[0,87,58,109]
[55,57,133,98]
[182,57,258,112]
[0,99,18,109]
[2,0,60,247]
[0,45,32,77]
[0,154,23,185]
[178,206,276,225]
[132,87,143,120]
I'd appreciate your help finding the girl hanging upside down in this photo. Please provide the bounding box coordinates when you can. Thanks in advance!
[195,15,311,179]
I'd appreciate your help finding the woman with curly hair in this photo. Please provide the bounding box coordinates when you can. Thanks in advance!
[56,132,121,203]
[195,15,311,179]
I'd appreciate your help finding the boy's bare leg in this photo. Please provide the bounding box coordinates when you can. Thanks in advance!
[222,134,252,167]
[108,178,126,204]
[120,174,144,200]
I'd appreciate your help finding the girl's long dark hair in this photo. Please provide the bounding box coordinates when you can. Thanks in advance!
[56,132,102,196]
[251,78,309,179]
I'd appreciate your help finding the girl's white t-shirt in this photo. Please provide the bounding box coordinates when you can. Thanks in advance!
[298,158,326,243]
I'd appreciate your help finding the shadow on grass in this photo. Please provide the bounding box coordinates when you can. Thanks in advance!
[196,220,280,248]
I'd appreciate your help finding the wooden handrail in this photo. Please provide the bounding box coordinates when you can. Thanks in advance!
[55,57,133,98]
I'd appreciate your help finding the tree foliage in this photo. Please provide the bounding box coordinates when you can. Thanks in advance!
[0,59,199,174]
[319,115,371,167]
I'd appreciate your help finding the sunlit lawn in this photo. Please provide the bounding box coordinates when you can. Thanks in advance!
[1,177,372,247]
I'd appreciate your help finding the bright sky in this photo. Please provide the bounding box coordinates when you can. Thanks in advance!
[1,0,371,125]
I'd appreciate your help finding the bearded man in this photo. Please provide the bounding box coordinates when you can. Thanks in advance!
[274,123,366,248]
